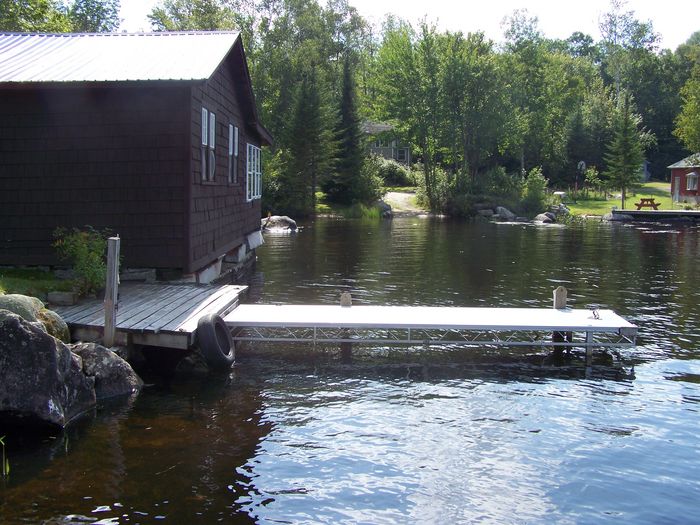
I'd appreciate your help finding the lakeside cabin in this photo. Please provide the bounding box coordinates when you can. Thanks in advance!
[0,31,272,283]
[669,153,700,205]
[363,121,411,166]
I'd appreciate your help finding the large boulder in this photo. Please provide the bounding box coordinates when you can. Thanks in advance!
[71,343,142,400]
[495,206,517,220]
[0,294,43,321]
[0,310,95,430]
[261,215,297,231]
[534,213,554,223]
[0,294,70,343]
[375,199,393,218]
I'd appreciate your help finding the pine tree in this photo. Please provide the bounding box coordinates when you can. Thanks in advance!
[325,56,364,204]
[603,94,646,209]
[278,68,336,216]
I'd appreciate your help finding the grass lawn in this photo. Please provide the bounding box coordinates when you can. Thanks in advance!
[566,181,678,215]
[0,267,74,297]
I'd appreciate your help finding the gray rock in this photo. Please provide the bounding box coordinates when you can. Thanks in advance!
[0,311,95,429]
[120,268,156,282]
[375,200,393,218]
[603,212,633,222]
[71,343,142,400]
[0,294,44,322]
[534,213,554,223]
[47,291,78,306]
[0,293,70,342]
[478,209,494,217]
[544,211,557,221]
[495,206,516,220]
[37,308,70,343]
[261,215,297,231]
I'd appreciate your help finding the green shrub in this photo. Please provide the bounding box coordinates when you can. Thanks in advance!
[521,167,549,214]
[414,165,451,211]
[356,155,387,203]
[53,226,109,296]
[374,156,412,186]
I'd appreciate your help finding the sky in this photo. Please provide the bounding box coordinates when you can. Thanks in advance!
[119,0,699,51]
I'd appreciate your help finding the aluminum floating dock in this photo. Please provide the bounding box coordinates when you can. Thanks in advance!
[224,304,637,349]
[612,209,700,221]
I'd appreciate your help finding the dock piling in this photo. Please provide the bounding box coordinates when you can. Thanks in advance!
[103,236,120,348]
[340,292,352,363]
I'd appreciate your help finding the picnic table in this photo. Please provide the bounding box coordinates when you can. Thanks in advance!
[635,198,659,210]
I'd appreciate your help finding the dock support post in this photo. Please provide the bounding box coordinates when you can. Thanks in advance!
[552,286,571,353]
[585,331,594,367]
[340,292,352,363]
[104,236,120,348]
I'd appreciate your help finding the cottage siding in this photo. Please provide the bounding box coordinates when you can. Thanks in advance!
[188,46,262,273]
[671,167,700,203]
[0,85,189,268]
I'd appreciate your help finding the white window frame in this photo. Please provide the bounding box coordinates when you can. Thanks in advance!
[686,172,698,191]
[201,107,216,181]
[228,124,239,184]
[246,143,262,201]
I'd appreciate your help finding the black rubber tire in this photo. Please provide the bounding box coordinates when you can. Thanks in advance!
[196,313,235,370]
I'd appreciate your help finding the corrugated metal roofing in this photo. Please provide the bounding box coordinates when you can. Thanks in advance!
[668,153,700,169]
[0,31,240,83]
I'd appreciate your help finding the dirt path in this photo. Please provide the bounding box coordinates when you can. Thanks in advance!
[384,191,428,216]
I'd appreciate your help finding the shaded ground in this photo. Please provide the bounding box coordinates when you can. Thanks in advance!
[384,191,428,216]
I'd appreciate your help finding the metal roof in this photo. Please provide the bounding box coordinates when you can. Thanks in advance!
[0,31,240,83]
[362,121,395,134]
[668,153,700,169]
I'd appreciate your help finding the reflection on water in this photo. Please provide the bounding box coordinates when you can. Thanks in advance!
[2,218,700,524]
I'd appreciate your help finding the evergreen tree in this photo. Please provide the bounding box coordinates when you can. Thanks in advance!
[603,94,647,209]
[277,68,336,216]
[324,55,364,204]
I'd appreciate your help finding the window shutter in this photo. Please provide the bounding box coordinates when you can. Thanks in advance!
[201,108,208,147]
[209,112,216,149]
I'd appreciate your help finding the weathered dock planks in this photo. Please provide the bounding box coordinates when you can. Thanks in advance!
[54,283,247,349]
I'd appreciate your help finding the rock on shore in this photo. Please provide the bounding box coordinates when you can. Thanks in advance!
[0,310,95,429]
[0,294,143,432]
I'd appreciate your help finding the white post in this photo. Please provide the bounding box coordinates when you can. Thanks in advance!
[553,286,567,309]
[552,286,568,349]
[104,236,120,348]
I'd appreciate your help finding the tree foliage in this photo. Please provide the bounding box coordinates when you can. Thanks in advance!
[675,70,700,153]
[0,0,120,32]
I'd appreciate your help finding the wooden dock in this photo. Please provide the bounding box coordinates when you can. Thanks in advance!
[54,283,247,349]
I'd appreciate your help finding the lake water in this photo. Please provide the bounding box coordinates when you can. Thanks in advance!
[2,217,700,524]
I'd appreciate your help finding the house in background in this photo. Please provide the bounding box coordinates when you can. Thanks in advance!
[362,121,411,166]
[0,31,272,283]
[669,154,700,204]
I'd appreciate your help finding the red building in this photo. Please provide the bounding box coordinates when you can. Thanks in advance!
[669,154,700,205]
[0,31,272,281]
